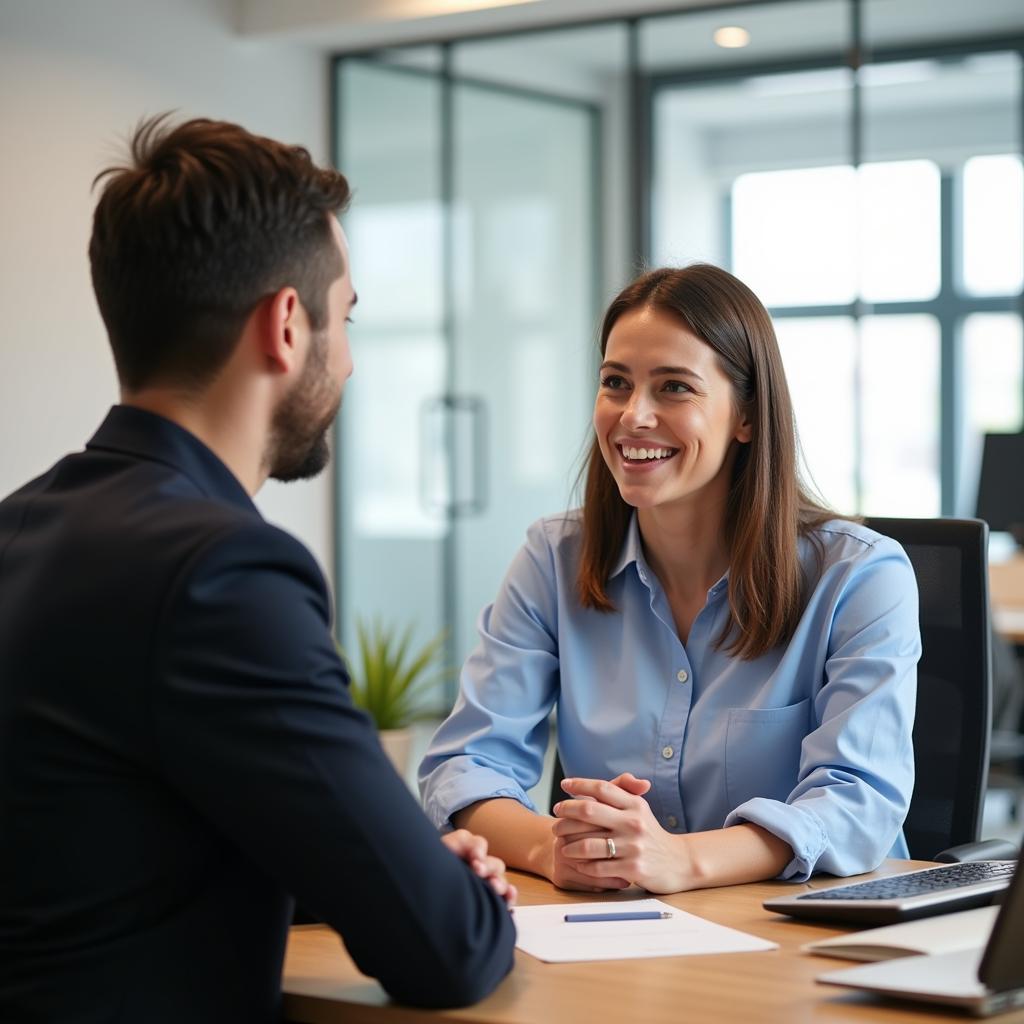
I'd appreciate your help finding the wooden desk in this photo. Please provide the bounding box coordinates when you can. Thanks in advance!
[282,863,1022,1024]
[991,555,1024,645]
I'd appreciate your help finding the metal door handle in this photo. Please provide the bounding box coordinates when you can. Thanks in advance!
[419,395,488,517]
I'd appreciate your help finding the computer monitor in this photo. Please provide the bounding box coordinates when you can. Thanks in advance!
[976,432,1024,543]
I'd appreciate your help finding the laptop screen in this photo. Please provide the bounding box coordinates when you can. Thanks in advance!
[979,847,1024,993]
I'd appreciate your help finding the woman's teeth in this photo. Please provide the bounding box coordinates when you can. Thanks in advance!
[620,445,675,461]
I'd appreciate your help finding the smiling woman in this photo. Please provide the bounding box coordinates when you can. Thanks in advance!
[419,263,921,897]
[580,265,818,659]
[596,312,742,501]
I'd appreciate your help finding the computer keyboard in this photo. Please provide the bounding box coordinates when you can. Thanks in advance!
[804,860,1016,901]
[763,860,1017,924]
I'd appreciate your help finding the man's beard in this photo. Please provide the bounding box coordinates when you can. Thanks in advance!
[266,333,341,483]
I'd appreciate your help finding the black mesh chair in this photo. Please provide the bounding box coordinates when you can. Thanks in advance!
[550,517,1017,862]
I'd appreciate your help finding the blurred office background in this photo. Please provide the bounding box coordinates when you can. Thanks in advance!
[333,0,1024,690]
[1,0,1023,831]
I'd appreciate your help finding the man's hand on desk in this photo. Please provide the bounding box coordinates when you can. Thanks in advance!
[441,828,518,907]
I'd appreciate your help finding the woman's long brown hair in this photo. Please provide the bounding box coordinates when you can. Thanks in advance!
[577,265,836,661]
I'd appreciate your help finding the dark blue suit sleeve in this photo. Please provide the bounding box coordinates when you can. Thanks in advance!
[151,522,515,1008]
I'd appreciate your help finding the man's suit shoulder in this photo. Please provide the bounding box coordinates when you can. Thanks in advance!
[153,505,332,627]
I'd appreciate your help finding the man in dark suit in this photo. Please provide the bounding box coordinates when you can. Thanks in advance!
[0,115,516,1023]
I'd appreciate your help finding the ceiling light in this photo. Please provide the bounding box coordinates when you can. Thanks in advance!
[713,26,751,49]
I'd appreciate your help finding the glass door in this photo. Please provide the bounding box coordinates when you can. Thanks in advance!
[335,56,448,673]
[449,79,598,675]
[335,53,600,706]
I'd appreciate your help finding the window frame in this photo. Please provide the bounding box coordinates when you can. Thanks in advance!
[647,34,1024,515]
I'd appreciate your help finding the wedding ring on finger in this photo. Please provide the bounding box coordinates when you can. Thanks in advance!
[605,837,617,859]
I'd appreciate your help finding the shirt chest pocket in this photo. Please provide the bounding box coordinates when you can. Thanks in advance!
[724,698,811,811]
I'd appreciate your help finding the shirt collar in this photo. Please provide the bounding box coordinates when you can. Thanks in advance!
[608,511,730,599]
[86,404,260,517]
[609,512,646,581]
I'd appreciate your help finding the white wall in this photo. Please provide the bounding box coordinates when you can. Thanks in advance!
[0,0,334,577]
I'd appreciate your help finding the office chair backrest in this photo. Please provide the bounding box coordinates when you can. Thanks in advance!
[865,517,992,860]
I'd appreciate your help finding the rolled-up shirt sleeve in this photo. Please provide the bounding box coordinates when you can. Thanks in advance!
[420,520,561,830]
[724,537,920,880]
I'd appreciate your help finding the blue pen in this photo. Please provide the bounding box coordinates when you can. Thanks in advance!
[563,910,673,923]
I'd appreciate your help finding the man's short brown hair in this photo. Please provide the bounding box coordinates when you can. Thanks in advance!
[89,114,351,391]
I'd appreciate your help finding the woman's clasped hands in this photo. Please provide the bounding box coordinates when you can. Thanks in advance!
[551,773,696,894]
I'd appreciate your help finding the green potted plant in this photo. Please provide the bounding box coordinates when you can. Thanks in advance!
[344,618,450,776]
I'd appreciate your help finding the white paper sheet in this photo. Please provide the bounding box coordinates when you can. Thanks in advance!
[512,898,778,963]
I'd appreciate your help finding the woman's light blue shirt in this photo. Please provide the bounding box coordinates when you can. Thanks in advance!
[419,513,920,880]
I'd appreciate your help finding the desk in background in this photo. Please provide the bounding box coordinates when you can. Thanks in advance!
[282,863,1021,1024]
[991,554,1024,645]
[989,554,1024,810]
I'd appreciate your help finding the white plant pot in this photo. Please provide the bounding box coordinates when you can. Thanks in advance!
[378,726,413,778]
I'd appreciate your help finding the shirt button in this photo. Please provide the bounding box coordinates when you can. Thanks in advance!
[666,815,678,829]
[661,745,674,759]
[676,669,688,683]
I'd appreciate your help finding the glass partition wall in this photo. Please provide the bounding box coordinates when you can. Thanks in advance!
[333,0,1024,708]
[335,30,621,701]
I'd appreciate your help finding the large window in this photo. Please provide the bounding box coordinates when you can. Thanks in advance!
[651,34,1023,517]
[734,159,946,515]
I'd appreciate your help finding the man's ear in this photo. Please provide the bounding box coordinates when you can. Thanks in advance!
[263,286,304,374]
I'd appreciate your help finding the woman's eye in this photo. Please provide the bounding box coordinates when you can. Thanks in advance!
[663,380,691,395]
[600,374,628,390]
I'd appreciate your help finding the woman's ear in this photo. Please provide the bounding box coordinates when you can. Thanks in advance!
[735,408,753,444]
